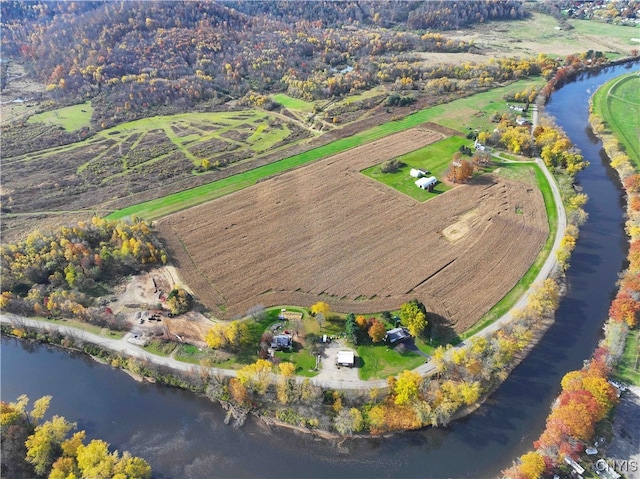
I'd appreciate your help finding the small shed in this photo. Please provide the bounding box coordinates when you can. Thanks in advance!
[336,350,355,368]
[410,168,426,178]
[415,176,437,190]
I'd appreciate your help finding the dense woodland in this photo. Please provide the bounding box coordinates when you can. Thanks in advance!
[1,0,526,127]
[0,217,166,323]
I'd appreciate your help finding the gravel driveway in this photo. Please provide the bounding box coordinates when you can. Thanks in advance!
[316,341,359,382]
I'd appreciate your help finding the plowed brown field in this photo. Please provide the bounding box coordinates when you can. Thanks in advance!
[157,127,548,332]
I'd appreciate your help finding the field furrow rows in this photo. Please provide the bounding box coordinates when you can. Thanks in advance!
[158,126,548,331]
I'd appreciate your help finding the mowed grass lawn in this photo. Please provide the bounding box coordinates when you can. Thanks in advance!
[27,101,93,132]
[357,342,425,380]
[361,136,468,201]
[108,78,543,221]
[593,73,640,167]
[614,330,640,387]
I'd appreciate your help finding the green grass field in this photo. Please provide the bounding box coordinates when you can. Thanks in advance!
[27,101,93,132]
[569,19,640,47]
[108,78,544,221]
[330,85,387,108]
[614,330,640,386]
[592,73,640,167]
[357,342,425,380]
[479,12,639,57]
[274,349,319,377]
[272,93,315,113]
[361,136,467,201]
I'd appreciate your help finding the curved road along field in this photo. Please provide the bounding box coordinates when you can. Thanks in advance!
[0,152,565,390]
[0,121,566,391]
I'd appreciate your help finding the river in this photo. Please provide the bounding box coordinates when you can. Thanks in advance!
[2,61,638,479]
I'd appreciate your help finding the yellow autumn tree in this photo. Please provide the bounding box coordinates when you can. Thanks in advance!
[393,370,422,405]
[237,359,273,395]
[310,301,330,318]
[519,451,545,479]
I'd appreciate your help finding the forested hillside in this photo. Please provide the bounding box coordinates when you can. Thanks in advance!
[1,1,525,126]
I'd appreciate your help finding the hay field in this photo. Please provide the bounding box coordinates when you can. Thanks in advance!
[157,127,548,332]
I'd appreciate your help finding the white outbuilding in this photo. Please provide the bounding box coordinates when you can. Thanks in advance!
[336,350,356,368]
[415,176,437,190]
[410,168,425,178]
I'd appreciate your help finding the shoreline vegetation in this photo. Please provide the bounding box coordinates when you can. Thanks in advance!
[2,61,599,440]
[1,3,639,476]
[502,73,640,478]
[2,53,638,442]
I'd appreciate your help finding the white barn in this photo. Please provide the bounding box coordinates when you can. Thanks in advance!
[410,168,425,178]
[415,176,437,190]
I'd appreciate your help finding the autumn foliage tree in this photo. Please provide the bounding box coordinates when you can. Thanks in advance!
[310,301,330,318]
[368,319,387,343]
[205,320,250,351]
[609,291,640,328]
[399,300,428,338]
[166,287,193,316]
[448,158,474,183]
[2,395,151,479]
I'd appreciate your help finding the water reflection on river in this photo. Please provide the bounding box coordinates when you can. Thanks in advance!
[2,62,637,479]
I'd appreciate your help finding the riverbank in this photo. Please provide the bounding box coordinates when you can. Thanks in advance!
[502,66,640,479]
[0,113,574,438]
[0,261,566,439]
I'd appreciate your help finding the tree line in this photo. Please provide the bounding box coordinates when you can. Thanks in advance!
[0,1,532,129]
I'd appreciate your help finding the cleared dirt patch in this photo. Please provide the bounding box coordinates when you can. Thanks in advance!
[157,127,548,332]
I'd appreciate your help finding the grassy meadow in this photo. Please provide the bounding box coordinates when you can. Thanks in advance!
[361,136,466,201]
[468,12,639,58]
[27,101,94,132]
[614,330,640,386]
[592,72,640,166]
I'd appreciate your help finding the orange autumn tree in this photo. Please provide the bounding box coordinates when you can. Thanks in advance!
[609,291,640,328]
[560,369,617,420]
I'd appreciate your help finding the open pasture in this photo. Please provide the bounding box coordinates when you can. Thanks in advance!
[157,127,548,333]
[27,101,94,132]
[362,135,469,201]
[447,13,639,58]
[593,73,640,165]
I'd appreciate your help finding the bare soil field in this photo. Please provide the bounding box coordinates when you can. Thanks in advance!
[157,127,548,332]
[110,267,212,345]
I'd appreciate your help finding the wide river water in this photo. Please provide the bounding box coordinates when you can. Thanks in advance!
[2,61,638,479]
